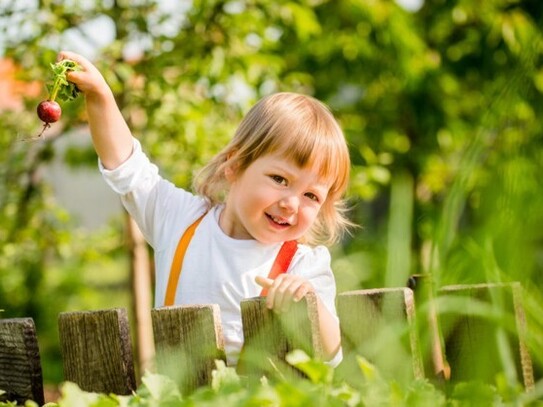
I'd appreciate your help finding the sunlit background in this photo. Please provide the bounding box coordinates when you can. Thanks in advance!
[1,0,542,402]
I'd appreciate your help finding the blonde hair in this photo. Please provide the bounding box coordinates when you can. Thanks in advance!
[193,92,352,246]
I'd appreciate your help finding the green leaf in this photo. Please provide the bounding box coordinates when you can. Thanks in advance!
[356,355,380,382]
[329,383,361,407]
[56,381,117,407]
[211,359,241,393]
[405,380,446,407]
[46,59,81,102]
[139,371,182,404]
[285,350,333,385]
[450,381,502,405]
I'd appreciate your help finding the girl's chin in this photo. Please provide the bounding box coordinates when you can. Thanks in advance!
[256,231,302,245]
[251,231,287,245]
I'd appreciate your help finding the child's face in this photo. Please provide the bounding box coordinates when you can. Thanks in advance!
[220,153,331,244]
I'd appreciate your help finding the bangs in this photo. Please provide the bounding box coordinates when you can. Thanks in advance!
[271,122,350,197]
[254,96,350,198]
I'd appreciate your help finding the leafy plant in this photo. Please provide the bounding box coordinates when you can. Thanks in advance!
[2,351,536,407]
[46,60,81,103]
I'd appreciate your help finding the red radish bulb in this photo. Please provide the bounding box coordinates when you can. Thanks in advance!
[37,100,62,123]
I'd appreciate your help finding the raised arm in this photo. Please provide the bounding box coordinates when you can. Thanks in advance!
[58,51,133,169]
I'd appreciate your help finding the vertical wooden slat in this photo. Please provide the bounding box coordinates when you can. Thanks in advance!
[151,304,225,394]
[510,283,535,391]
[439,282,534,390]
[127,215,155,376]
[58,308,136,395]
[408,274,450,382]
[336,288,423,384]
[0,318,44,405]
[238,292,321,378]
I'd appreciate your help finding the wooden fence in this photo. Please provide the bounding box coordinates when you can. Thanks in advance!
[0,282,536,404]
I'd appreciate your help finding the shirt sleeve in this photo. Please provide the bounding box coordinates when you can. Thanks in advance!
[290,245,338,316]
[99,138,205,250]
[290,245,343,367]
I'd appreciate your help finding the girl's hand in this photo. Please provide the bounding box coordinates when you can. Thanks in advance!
[56,51,133,170]
[56,51,111,98]
[255,274,315,313]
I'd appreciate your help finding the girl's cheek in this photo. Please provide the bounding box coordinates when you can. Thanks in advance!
[300,207,319,226]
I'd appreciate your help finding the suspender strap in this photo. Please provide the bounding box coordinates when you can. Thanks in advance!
[164,214,299,305]
[164,214,205,306]
[259,240,298,297]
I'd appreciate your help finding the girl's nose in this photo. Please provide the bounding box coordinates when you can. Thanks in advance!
[279,195,299,212]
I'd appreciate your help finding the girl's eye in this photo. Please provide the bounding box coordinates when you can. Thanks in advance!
[305,192,320,202]
[270,175,287,186]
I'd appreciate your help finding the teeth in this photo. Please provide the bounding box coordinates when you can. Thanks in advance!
[270,215,288,225]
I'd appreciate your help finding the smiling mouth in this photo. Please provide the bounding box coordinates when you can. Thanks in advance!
[266,213,291,226]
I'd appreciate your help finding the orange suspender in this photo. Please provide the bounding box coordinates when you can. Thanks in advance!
[163,214,298,306]
[163,214,205,306]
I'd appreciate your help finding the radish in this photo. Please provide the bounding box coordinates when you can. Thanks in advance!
[35,59,81,138]
[37,100,62,124]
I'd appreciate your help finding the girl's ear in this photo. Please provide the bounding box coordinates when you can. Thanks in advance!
[224,164,236,182]
[224,151,239,183]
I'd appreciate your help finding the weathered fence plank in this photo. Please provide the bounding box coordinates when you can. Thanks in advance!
[439,282,534,390]
[58,308,136,395]
[238,292,322,378]
[336,288,423,384]
[0,318,44,405]
[151,304,225,394]
[1,281,536,400]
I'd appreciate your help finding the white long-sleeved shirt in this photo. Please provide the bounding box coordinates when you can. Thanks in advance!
[100,138,341,366]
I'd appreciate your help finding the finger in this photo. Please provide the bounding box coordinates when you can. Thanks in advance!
[57,50,80,63]
[294,284,309,302]
[64,69,87,86]
[267,275,285,311]
[255,276,273,288]
[57,50,86,64]
[57,51,95,74]
[272,276,299,313]
[56,52,87,84]
[56,51,67,63]
[255,276,275,309]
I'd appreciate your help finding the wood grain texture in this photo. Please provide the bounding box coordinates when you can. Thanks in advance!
[151,304,225,394]
[336,288,423,384]
[0,318,44,405]
[58,308,136,395]
[408,274,451,382]
[439,282,534,390]
[238,292,321,378]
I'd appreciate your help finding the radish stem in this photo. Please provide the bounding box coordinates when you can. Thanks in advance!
[49,76,62,102]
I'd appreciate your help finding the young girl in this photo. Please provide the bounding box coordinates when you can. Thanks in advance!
[59,51,351,367]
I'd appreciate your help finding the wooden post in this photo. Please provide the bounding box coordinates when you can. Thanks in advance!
[126,215,155,376]
[238,292,321,379]
[58,308,136,395]
[439,282,534,390]
[151,304,225,394]
[0,318,44,405]
[336,288,423,384]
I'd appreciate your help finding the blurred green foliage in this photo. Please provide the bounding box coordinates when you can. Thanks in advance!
[1,0,542,393]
